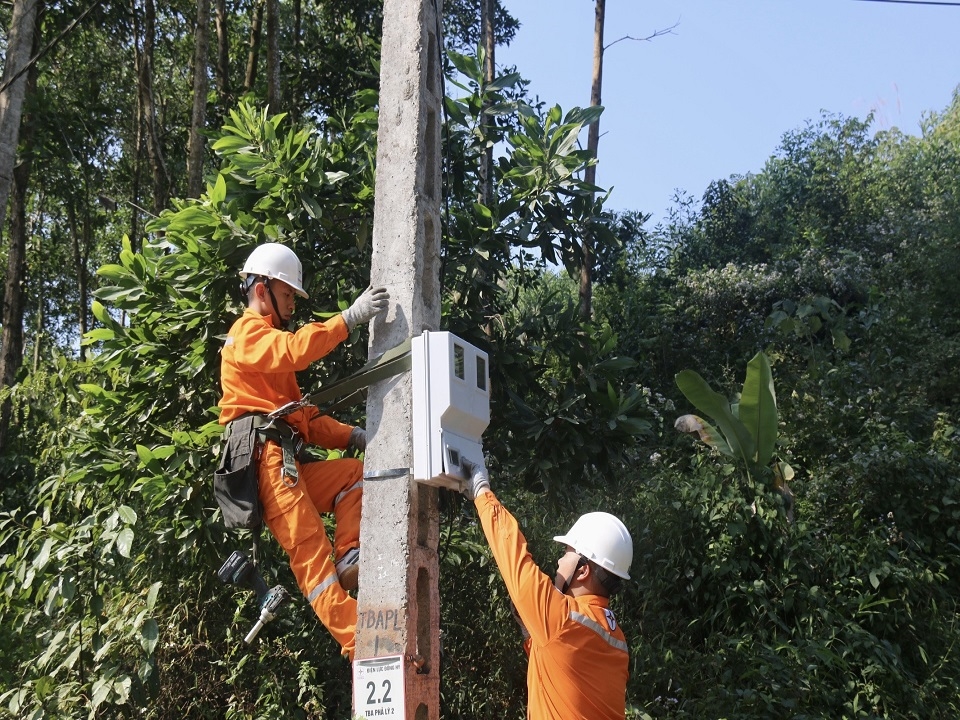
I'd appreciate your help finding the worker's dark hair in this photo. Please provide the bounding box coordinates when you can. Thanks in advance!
[240,274,266,303]
[589,562,624,597]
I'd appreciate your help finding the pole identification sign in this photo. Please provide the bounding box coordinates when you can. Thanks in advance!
[353,655,405,718]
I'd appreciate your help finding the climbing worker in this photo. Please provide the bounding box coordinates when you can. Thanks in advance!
[217,242,389,661]
[459,457,633,720]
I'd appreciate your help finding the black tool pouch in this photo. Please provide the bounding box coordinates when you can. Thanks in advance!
[214,415,262,529]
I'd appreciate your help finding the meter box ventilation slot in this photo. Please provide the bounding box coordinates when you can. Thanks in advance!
[412,331,489,489]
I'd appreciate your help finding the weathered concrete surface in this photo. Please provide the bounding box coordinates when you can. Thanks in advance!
[357,0,443,716]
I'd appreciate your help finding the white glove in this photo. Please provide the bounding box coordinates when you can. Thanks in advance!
[341,286,390,330]
[459,458,491,500]
[348,427,366,452]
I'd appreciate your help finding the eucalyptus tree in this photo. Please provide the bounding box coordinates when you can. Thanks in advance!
[579,0,604,321]
[0,0,40,232]
[0,0,41,453]
[0,0,182,460]
[442,0,518,55]
[577,6,677,320]
[186,0,211,198]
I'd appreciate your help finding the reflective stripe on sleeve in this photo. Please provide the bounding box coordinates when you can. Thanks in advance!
[570,611,629,653]
[306,573,340,603]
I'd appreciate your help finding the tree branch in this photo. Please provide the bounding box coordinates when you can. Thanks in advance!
[0,0,106,95]
[605,19,679,52]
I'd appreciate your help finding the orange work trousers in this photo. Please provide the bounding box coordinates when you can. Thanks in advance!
[258,441,362,660]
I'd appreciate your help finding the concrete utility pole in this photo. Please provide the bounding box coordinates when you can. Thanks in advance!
[355,0,443,716]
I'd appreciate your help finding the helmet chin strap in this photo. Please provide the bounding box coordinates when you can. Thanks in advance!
[262,278,290,330]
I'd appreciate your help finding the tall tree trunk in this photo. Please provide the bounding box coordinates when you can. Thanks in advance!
[579,0,604,321]
[214,0,230,112]
[265,0,279,112]
[133,0,170,215]
[32,292,42,374]
[0,161,30,453]
[291,0,301,121]
[66,198,91,360]
[0,0,41,234]
[479,0,495,207]
[0,1,40,454]
[478,0,497,338]
[130,92,144,252]
[187,0,211,198]
[244,0,264,93]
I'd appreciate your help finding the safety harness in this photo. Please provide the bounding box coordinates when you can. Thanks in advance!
[220,336,412,505]
[252,414,304,484]
[220,338,413,572]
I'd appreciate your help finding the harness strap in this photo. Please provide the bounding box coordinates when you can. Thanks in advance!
[236,414,303,486]
[223,339,412,491]
[259,428,301,485]
[302,338,412,411]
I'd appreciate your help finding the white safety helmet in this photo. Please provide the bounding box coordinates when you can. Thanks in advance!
[554,512,633,580]
[239,243,308,298]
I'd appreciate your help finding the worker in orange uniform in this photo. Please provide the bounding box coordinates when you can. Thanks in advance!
[459,458,633,719]
[218,242,389,661]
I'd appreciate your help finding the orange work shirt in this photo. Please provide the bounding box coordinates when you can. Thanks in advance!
[218,308,353,448]
[476,491,629,720]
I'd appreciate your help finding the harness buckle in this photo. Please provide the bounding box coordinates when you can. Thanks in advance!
[266,400,304,420]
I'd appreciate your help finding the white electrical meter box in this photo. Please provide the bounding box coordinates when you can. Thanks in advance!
[412,331,490,490]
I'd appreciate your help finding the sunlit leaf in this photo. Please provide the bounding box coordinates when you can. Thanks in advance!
[118,505,138,525]
[116,528,134,558]
[146,582,161,611]
[136,445,153,465]
[675,370,755,465]
[739,352,778,466]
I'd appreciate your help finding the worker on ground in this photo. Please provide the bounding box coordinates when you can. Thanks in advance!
[218,242,389,661]
[459,457,633,720]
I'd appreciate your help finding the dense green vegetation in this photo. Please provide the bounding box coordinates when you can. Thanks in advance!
[1,2,958,718]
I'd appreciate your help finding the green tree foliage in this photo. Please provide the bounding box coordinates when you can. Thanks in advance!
[443,0,519,55]
[0,97,382,718]
[441,49,649,494]
[2,0,960,714]
[0,52,643,713]
[612,94,960,718]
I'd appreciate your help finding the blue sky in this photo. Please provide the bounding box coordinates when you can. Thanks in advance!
[496,0,960,225]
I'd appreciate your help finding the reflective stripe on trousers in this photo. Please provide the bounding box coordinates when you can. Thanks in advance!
[258,441,362,658]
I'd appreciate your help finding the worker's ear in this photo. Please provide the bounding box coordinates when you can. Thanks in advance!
[577,562,606,594]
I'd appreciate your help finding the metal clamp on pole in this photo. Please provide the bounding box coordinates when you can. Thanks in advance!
[363,467,411,481]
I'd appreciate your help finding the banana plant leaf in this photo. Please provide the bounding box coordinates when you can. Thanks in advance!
[675,370,756,467]
[739,352,778,467]
[674,414,735,457]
